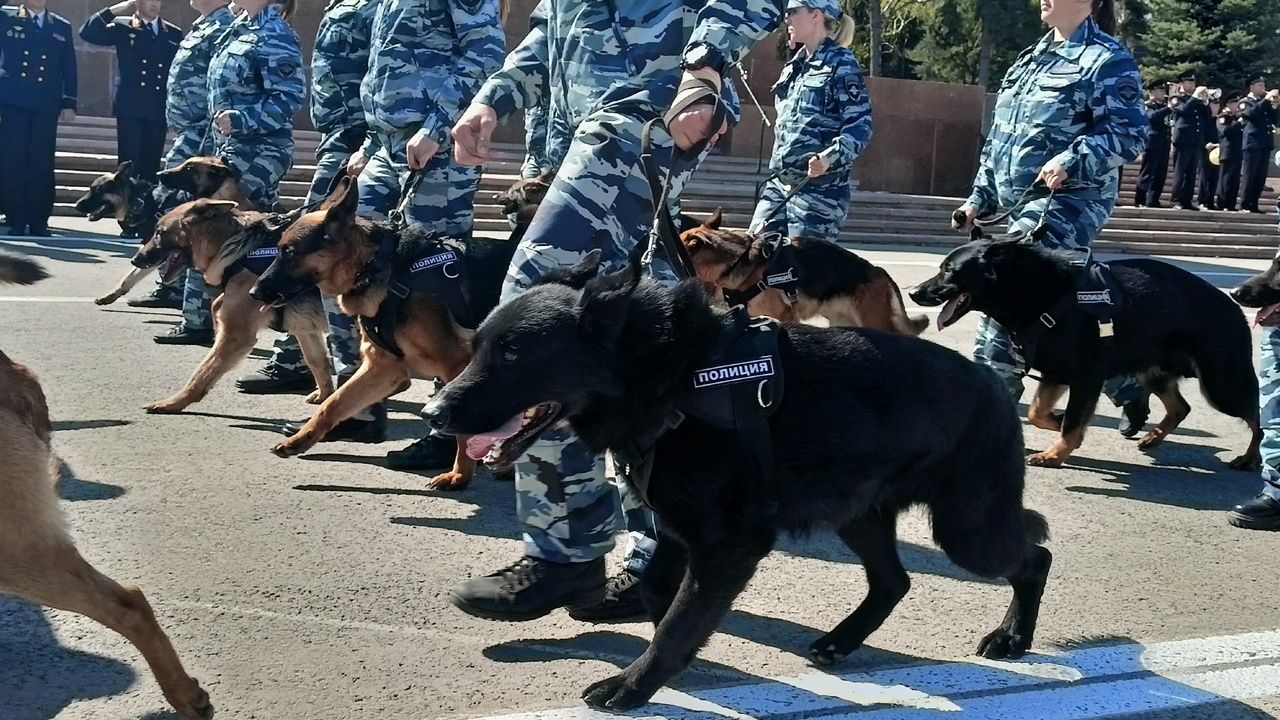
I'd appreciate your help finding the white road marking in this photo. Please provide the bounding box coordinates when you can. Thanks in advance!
[469,629,1280,720]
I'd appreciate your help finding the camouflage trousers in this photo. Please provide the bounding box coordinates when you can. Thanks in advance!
[157,128,215,315]
[161,125,213,171]
[357,133,480,233]
[749,177,852,240]
[975,194,1145,405]
[264,144,363,378]
[1258,326,1280,500]
[506,110,702,565]
[212,135,294,211]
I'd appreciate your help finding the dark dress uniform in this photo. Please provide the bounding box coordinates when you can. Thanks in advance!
[1239,93,1278,212]
[1198,103,1220,209]
[0,6,76,235]
[1169,93,1207,209]
[1135,96,1171,207]
[79,8,182,184]
[1216,109,1244,211]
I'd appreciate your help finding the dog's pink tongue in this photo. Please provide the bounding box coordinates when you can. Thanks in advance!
[937,295,962,331]
[1255,304,1280,327]
[464,414,525,461]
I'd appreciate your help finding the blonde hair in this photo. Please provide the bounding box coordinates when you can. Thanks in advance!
[826,14,855,49]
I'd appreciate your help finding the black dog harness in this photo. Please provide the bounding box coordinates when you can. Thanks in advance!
[1012,247,1125,366]
[720,235,803,308]
[613,309,786,509]
[357,235,474,359]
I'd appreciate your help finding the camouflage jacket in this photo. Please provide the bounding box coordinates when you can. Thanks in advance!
[361,0,505,153]
[164,6,233,132]
[206,4,304,140]
[967,17,1145,216]
[769,37,871,184]
[474,0,783,157]
[313,0,379,153]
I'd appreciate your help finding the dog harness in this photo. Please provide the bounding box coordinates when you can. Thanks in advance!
[613,308,786,509]
[720,236,803,308]
[358,236,475,359]
[1013,247,1125,366]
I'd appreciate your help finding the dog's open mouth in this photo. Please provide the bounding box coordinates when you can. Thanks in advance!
[936,292,972,330]
[465,402,563,464]
[85,207,108,222]
[1255,303,1280,327]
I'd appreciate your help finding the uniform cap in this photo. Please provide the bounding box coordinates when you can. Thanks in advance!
[786,0,843,19]
[1248,73,1267,85]
[1178,70,1197,82]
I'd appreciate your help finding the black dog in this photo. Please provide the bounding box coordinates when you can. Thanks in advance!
[911,238,1261,469]
[1231,255,1280,326]
[424,252,1052,711]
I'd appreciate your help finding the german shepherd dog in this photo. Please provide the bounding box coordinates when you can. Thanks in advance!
[81,157,254,306]
[679,209,928,334]
[249,176,517,490]
[911,237,1261,469]
[133,199,333,414]
[423,253,1052,710]
[0,254,212,720]
[1230,254,1280,325]
[493,171,552,243]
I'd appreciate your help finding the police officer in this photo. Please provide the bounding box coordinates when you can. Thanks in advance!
[79,1,183,221]
[1133,81,1171,208]
[244,0,382,435]
[447,0,784,622]
[1215,96,1244,212]
[1238,73,1278,214]
[1197,88,1221,210]
[1168,71,1207,211]
[0,0,76,237]
[350,0,505,471]
[749,0,870,241]
[125,0,234,312]
[953,0,1151,437]
[1231,250,1280,530]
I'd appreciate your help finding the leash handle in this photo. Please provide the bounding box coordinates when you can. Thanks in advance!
[663,77,729,162]
[639,118,696,279]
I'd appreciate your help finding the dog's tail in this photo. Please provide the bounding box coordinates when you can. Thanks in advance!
[0,251,49,285]
[1023,509,1050,545]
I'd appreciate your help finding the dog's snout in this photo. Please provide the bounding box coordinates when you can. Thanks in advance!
[420,396,449,432]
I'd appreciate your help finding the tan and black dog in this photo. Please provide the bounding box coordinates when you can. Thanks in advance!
[249,176,516,490]
[0,253,213,720]
[679,210,928,335]
[82,156,254,306]
[493,171,552,243]
[133,199,333,414]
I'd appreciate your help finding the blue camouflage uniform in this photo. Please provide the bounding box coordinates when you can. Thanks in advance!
[263,0,379,381]
[473,0,784,566]
[0,5,76,235]
[79,8,183,184]
[964,17,1147,406]
[160,4,235,329]
[206,3,304,210]
[355,0,505,228]
[1258,323,1280,503]
[750,28,871,240]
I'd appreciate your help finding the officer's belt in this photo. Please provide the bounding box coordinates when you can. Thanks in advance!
[358,236,474,359]
[1012,253,1124,369]
[613,309,785,510]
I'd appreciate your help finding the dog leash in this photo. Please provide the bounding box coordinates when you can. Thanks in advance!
[387,169,425,229]
[262,171,350,232]
[969,182,1056,235]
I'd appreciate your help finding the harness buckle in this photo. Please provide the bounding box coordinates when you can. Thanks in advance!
[757,378,775,409]
[1039,313,1056,329]
[1098,320,1114,338]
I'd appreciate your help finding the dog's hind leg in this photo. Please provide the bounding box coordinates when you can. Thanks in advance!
[1,536,213,719]
[295,332,335,404]
[145,293,262,414]
[1137,372,1191,452]
[273,351,407,457]
[582,533,774,711]
[808,512,909,666]
[1190,351,1263,469]
[1027,376,1102,467]
[1026,381,1067,432]
[95,265,154,306]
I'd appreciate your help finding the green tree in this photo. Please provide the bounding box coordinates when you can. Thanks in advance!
[1138,0,1280,91]
[908,0,1042,88]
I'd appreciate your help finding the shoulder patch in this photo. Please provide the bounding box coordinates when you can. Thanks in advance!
[277,60,297,78]
[455,0,485,14]
[843,73,862,101]
[1115,76,1141,105]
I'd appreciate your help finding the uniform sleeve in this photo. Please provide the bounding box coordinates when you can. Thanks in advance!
[473,0,548,123]
[520,101,549,178]
[226,33,304,138]
[1049,54,1146,183]
[825,64,871,169]
[357,131,381,160]
[415,0,506,146]
[1152,105,1172,124]
[61,28,78,110]
[965,66,1022,215]
[78,8,120,46]
[688,0,786,67]
[1240,99,1265,122]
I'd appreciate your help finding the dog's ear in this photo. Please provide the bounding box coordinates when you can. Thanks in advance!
[576,260,640,352]
[116,160,134,180]
[706,208,723,230]
[323,176,359,236]
[537,248,604,289]
[189,199,238,219]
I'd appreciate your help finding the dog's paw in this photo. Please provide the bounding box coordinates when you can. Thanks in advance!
[976,627,1029,660]
[1228,453,1262,471]
[581,674,652,711]
[427,472,471,491]
[807,638,852,667]
[165,676,214,720]
[1136,430,1166,451]
[305,389,325,404]
[1026,452,1064,468]
[144,401,184,414]
[271,440,305,458]
[94,294,119,306]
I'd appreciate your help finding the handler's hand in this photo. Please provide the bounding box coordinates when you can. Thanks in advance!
[807,153,831,178]
[668,68,729,152]
[345,152,368,177]
[59,108,75,123]
[952,204,978,231]
[406,130,439,171]
[1036,159,1069,191]
[452,103,497,166]
[213,110,233,137]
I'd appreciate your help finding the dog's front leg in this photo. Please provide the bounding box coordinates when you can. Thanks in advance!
[146,296,259,414]
[273,352,407,457]
[96,266,154,306]
[1027,377,1101,467]
[582,536,771,711]
[294,332,335,404]
[426,361,480,491]
[1026,381,1067,432]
